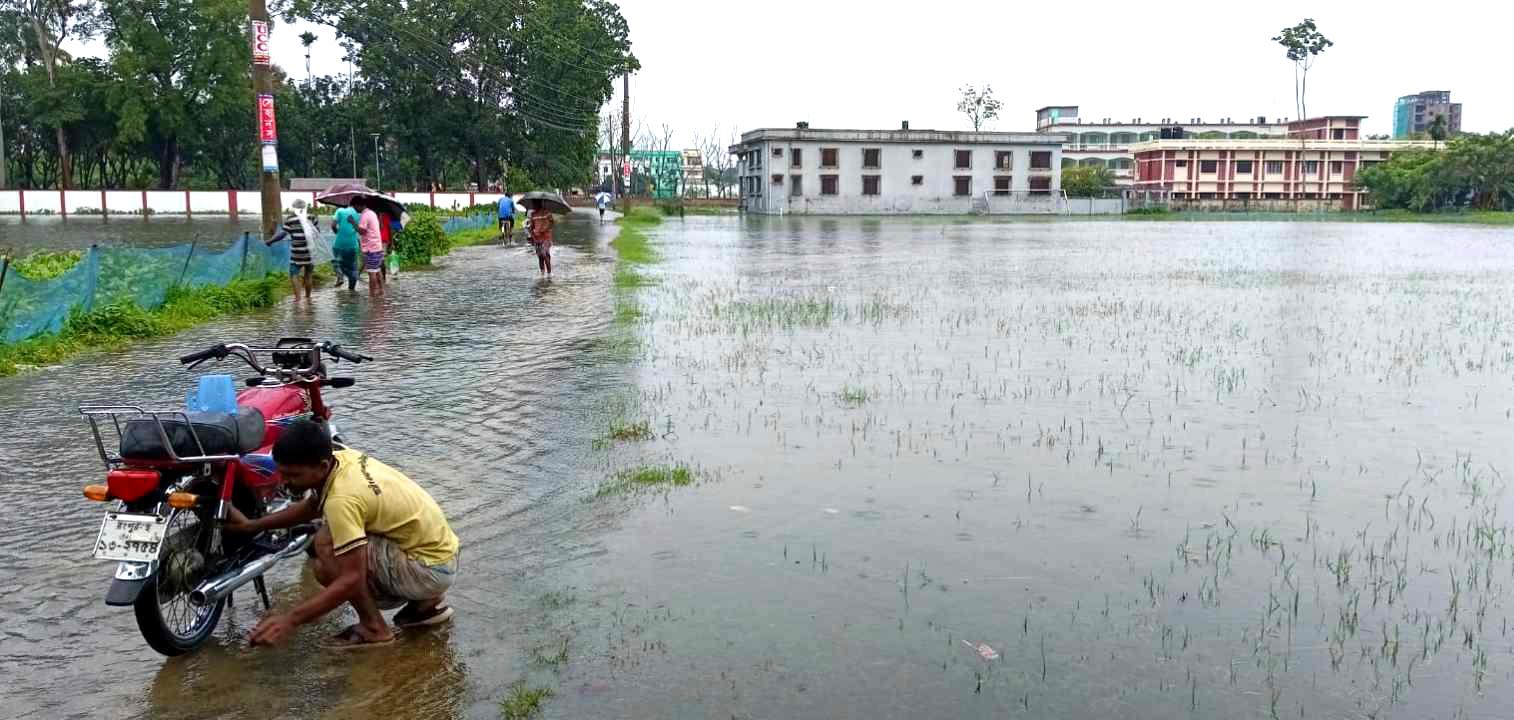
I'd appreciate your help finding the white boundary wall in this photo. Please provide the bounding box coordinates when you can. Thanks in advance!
[0,189,508,216]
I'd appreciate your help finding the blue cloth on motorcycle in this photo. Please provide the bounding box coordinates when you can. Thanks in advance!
[186,375,239,415]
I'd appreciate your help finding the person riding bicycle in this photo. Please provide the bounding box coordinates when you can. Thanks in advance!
[226,419,460,648]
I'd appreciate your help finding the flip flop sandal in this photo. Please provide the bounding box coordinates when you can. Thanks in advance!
[322,625,396,650]
[395,605,454,629]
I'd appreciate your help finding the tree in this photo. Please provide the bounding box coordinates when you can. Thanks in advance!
[101,0,251,189]
[1272,19,1332,121]
[1427,113,1448,147]
[1355,131,1514,212]
[3,0,97,188]
[956,84,1001,131]
[299,30,315,85]
[1061,165,1115,198]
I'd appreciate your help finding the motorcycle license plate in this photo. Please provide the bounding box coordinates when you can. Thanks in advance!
[94,513,169,563]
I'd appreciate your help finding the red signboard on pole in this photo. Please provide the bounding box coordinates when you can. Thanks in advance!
[251,21,271,65]
[257,94,277,143]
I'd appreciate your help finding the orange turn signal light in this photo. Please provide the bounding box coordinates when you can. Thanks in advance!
[83,484,110,501]
[167,492,199,509]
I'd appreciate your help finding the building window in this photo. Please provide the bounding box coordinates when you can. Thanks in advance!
[953,176,971,196]
[1331,129,1345,140]
[1200,160,1218,174]
[1175,160,1188,168]
[790,175,803,197]
[1264,160,1284,175]
[954,150,972,169]
[1330,161,1344,174]
[1234,192,1252,199]
[862,175,881,195]
[1235,160,1254,175]
[772,148,784,158]
[1030,151,1052,170]
[862,148,881,169]
[791,149,802,168]
[1305,160,1320,175]
[995,151,1013,170]
[820,174,838,196]
[912,149,924,159]
[911,175,924,186]
[820,148,838,168]
[993,176,1012,196]
[1029,176,1052,195]
[770,174,784,186]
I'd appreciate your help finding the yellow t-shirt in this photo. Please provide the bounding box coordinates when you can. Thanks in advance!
[319,449,459,566]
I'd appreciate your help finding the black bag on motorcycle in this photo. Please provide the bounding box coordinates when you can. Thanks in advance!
[120,410,266,460]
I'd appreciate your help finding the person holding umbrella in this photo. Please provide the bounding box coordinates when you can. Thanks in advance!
[354,197,386,297]
[520,192,569,277]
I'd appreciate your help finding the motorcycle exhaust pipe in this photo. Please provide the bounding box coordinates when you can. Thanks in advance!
[189,530,316,607]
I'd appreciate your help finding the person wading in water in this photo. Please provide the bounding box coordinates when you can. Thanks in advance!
[527,205,555,276]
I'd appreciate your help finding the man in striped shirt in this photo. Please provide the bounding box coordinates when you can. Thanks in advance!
[272,199,315,302]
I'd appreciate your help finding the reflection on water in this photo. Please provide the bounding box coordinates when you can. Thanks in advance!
[7,215,1514,718]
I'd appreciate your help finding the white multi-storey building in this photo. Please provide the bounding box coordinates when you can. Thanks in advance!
[730,123,1065,215]
[1035,106,1291,184]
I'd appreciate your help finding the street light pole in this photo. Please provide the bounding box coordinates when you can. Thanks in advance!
[0,85,9,190]
[370,133,381,191]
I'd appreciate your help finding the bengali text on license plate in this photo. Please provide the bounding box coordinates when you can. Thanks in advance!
[94,513,168,562]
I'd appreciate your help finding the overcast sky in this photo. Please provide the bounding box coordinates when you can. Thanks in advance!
[261,0,1509,148]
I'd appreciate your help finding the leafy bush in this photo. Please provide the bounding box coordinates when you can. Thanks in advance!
[10,250,84,280]
[391,209,449,267]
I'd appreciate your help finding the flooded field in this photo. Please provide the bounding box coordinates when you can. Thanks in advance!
[1,215,263,254]
[5,215,1514,719]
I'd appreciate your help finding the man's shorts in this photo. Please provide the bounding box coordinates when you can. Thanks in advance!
[366,535,457,610]
[288,262,312,277]
[363,251,384,274]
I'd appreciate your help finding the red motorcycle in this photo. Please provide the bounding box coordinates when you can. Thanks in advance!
[79,338,369,655]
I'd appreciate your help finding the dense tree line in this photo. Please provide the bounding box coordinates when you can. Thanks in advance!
[0,0,635,190]
[1357,131,1514,212]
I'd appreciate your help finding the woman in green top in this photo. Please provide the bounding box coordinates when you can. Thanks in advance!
[330,206,362,290]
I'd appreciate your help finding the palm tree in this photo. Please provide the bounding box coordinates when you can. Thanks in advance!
[299,31,317,86]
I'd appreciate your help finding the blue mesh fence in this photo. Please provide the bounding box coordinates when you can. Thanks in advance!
[441,213,493,234]
[1,234,289,344]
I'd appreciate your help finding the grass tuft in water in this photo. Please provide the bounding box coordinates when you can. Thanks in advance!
[839,385,870,406]
[597,463,695,497]
[499,681,552,720]
[606,418,654,442]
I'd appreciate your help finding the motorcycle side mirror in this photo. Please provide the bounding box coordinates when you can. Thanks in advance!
[324,377,356,389]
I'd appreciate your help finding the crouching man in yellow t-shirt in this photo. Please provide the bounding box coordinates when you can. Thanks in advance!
[225,419,460,649]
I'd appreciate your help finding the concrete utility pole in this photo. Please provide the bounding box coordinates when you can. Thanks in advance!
[621,73,631,201]
[249,0,282,240]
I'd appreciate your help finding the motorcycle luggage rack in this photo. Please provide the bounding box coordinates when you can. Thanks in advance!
[79,405,242,467]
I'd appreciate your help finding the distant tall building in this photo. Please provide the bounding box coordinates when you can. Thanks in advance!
[1392,91,1462,138]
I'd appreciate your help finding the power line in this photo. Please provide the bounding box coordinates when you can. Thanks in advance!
[311,10,616,127]
[312,17,603,130]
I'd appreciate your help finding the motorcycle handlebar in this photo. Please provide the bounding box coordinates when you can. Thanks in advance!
[178,344,227,365]
[322,343,371,364]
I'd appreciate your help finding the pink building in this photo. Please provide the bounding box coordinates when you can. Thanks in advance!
[1131,117,1436,210]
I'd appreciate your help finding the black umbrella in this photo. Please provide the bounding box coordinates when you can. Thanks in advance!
[314,183,407,220]
[518,191,571,215]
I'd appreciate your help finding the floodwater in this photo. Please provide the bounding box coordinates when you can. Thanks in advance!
[5,214,1514,719]
[0,215,262,254]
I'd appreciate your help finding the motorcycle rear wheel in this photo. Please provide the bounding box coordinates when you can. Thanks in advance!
[134,509,225,656]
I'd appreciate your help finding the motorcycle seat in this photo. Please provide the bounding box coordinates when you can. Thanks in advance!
[120,408,267,460]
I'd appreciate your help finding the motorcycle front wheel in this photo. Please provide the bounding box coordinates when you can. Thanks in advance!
[134,509,225,656]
